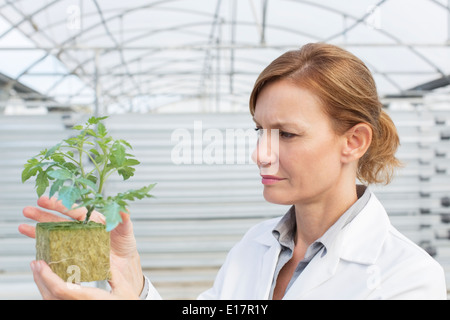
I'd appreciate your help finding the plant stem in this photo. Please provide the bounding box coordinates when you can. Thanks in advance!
[62,145,102,176]
[83,205,95,224]
[97,147,111,194]
[57,152,81,166]
[79,141,85,178]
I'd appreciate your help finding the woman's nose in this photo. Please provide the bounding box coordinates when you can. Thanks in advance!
[251,129,279,169]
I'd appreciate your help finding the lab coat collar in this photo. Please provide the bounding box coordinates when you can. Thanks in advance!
[338,192,390,264]
[253,191,390,263]
[254,225,279,247]
[288,192,390,299]
[252,190,390,299]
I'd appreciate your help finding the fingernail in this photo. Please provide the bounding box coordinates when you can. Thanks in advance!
[31,261,42,272]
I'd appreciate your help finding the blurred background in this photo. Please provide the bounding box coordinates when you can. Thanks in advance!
[0,0,449,299]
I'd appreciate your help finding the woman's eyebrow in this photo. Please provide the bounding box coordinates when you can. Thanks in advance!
[252,117,303,130]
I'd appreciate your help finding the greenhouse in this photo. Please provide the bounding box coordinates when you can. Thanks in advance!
[0,0,449,300]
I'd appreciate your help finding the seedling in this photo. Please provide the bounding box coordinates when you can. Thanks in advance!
[22,116,155,282]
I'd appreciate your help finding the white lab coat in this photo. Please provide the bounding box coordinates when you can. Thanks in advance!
[147,193,447,300]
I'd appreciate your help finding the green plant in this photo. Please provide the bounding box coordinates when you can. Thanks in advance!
[22,116,155,231]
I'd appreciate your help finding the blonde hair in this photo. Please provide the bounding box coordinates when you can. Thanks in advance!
[249,43,402,185]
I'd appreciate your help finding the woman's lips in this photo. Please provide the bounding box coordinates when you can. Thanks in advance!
[261,175,285,185]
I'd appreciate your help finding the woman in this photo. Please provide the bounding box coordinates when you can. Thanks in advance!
[20,43,446,299]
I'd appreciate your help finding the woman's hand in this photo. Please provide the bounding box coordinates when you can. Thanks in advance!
[30,260,138,300]
[19,196,145,300]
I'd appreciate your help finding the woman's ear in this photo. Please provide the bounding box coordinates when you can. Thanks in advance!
[341,123,372,163]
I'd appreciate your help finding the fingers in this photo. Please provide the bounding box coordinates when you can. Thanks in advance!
[111,211,132,238]
[19,196,109,240]
[31,260,67,300]
[108,265,139,299]
[19,203,69,239]
[22,196,95,224]
[18,223,37,238]
[109,211,139,258]
[30,260,116,300]
[37,196,108,224]
[37,196,87,221]
[23,205,69,223]
[31,260,137,300]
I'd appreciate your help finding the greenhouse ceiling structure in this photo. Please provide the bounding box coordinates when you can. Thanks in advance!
[0,0,449,114]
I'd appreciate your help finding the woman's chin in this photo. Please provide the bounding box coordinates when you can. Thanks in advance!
[262,188,293,206]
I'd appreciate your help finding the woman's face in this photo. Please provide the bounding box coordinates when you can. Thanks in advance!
[252,79,347,206]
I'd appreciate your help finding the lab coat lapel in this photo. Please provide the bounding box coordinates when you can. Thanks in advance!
[283,238,342,299]
[254,230,281,299]
[283,193,389,299]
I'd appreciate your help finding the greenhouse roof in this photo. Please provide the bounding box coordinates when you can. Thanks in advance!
[0,0,449,113]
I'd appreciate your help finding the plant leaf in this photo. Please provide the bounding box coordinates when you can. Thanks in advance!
[87,116,108,125]
[118,166,135,180]
[50,153,65,164]
[44,143,61,158]
[110,141,126,167]
[89,148,100,157]
[76,177,98,192]
[102,201,123,232]
[85,128,97,137]
[47,169,73,180]
[58,186,81,210]
[119,139,132,149]
[115,184,156,202]
[97,122,107,137]
[49,179,64,198]
[63,162,78,172]
[124,158,140,166]
[86,174,98,184]
[22,158,40,183]
[35,171,49,197]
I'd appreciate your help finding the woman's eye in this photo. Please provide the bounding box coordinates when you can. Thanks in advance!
[254,127,263,137]
[280,131,295,138]
[254,128,296,139]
